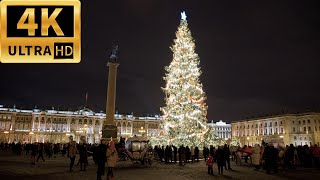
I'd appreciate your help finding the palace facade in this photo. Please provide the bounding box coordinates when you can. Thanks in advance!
[0,105,163,144]
[231,112,320,147]
[207,120,231,139]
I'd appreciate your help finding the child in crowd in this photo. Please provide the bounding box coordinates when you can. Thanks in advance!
[207,154,214,175]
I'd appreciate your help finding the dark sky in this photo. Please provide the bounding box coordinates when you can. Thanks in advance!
[0,0,320,123]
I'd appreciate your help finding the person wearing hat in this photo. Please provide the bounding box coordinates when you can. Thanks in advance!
[106,141,118,180]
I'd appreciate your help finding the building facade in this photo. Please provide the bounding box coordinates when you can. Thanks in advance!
[231,113,320,147]
[0,106,163,144]
[207,120,232,139]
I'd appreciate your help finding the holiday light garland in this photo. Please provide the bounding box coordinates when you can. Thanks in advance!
[160,12,211,147]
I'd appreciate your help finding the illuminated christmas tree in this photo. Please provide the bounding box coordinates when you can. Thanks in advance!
[161,12,208,147]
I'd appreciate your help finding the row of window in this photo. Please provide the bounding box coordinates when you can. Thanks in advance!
[293,119,320,124]
[235,127,284,136]
[214,127,231,131]
[0,115,11,120]
[237,121,283,129]
[292,126,320,132]
[237,119,320,130]
[293,136,312,141]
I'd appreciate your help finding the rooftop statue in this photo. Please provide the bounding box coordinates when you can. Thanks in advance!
[109,44,118,62]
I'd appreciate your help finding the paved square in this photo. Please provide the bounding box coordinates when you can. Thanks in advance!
[0,152,319,180]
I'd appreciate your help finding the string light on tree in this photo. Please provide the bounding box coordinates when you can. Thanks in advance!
[161,11,213,147]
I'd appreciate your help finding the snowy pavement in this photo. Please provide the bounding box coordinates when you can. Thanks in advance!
[0,152,319,180]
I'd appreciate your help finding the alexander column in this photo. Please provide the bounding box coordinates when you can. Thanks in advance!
[102,45,119,142]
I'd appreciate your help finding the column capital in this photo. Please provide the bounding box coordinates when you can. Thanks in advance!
[107,62,120,67]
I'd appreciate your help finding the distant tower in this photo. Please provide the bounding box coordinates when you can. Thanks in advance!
[101,45,120,142]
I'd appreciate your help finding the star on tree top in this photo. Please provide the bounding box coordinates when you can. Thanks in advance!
[181,11,187,21]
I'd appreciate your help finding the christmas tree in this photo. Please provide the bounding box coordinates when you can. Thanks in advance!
[161,12,208,147]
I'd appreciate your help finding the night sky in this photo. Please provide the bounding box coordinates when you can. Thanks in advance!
[0,0,320,123]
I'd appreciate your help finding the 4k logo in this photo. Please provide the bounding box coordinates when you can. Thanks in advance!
[0,0,81,63]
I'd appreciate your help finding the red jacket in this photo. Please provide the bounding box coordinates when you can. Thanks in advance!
[207,157,214,167]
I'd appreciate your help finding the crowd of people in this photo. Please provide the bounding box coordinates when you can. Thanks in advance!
[1,140,319,178]
[247,142,320,173]
[154,144,232,175]
[153,142,320,176]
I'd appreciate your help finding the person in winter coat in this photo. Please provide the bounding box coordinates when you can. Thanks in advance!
[79,143,88,171]
[173,145,178,163]
[194,146,199,162]
[215,146,225,175]
[68,141,77,172]
[206,154,214,175]
[251,144,261,169]
[223,144,232,170]
[31,142,38,165]
[190,146,195,162]
[106,141,118,180]
[96,139,107,180]
[312,144,320,168]
[36,143,45,162]
[263,145,278,174]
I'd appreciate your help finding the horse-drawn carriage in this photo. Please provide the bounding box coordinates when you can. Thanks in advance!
[230,146,253,166]
[117,136,153,167]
